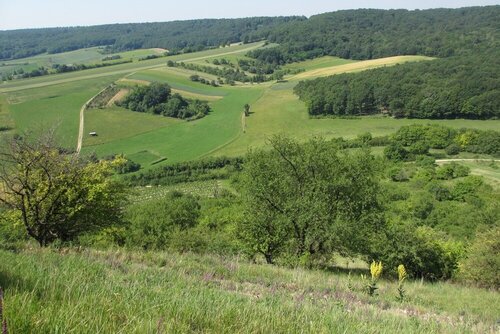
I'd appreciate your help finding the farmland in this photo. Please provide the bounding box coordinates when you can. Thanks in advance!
[2,42,498,168]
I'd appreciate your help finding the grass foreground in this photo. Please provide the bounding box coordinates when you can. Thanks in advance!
[0,247,498,333]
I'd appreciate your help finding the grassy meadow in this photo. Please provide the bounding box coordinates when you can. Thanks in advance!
[1,247,498,333]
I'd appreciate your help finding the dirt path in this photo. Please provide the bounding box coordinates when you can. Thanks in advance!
[106,89,128,107]
[435,159,499,164]
[75,86,109,154]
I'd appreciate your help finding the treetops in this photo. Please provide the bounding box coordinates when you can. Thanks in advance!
[117,82,210,120]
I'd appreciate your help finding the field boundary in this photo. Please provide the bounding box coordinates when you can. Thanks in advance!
[76,86,110,154]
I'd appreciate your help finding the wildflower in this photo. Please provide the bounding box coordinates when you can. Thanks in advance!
[366,261,383,296]
[397,264,407,302]
[370,261,383,282]
[398,264,407,282]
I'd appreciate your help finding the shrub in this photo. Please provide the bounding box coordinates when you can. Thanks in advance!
[451,176,483,201]
[371,223,462,280]
[435,163,470,180]
[388,166,410,182]
[459,226,500,289]
[125,192,200,250]
[384,143,409,162]
[426,181,451,201]
[445,144,460,155]
[408,141,430,155]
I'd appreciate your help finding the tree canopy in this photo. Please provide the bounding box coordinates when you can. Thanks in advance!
[239,136,382,264]
[118,82,210,120]
[0,131,126,246]
[294,53,499,119]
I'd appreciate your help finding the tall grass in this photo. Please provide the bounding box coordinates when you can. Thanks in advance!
[0,247,498,333]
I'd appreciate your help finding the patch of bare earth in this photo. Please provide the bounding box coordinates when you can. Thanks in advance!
[106,89,129,107]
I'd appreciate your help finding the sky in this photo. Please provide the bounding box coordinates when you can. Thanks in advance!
[0,0,499,30]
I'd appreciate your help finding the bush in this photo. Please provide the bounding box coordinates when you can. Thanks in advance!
[388,166,410,182]
[445,144,460,155]
[371,222,462,280]
[426,181,452,201]
[435,163,470,180]
[459,227,500,289]
[125,192,200,250]
[408,141,430,155]
[451,176,483,201]
[384,143,409,161]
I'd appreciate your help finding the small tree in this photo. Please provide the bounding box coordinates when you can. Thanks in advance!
[239,135,381,264]
[0,130,126,246]
[244,104,250,117]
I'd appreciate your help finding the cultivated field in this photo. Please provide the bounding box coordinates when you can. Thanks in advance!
[1,43,498,168]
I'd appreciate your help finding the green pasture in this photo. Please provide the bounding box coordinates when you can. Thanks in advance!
[84,106,181,148]
[81,75,264,166]
[7,75,120,147]
[214,83,500,157]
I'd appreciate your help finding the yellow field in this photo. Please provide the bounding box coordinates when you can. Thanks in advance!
[290,56,433,80]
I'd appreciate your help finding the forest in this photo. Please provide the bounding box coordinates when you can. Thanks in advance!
[293,52,499,119]
[248,6,499,63]
[0,17,302,60]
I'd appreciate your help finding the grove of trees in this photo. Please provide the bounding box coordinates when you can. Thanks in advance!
[118,82,210,120]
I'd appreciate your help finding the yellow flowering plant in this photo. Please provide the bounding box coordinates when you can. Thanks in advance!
[397,264,407,301]
[367,261,383,296]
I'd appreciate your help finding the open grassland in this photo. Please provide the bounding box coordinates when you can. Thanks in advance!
[214,83,500,157]
[290,55,433,80]
[84,106,182,148]
[0,247,498,333]
[81,77,264,166]
[7,75,120,147]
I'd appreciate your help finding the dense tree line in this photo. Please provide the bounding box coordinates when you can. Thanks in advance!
[0,17,302,61]
[248,6,499,63]
[293,53,499,119]
[117,82,210,120]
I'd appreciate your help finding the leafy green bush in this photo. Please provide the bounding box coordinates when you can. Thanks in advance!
[384,143,409,161]
[435,163,470,180]
[371,222,462,280]
[451,176,483,201]
[388,166,410,182]
[445,144,460,156]
[408,141,430,155]
[459,227,500,289]
[125,192,200,250]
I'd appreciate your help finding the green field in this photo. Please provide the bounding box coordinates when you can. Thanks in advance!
[0,47,169,78]
[1,43,498,167]
[1,247,498,333]
[7,75,120,147]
